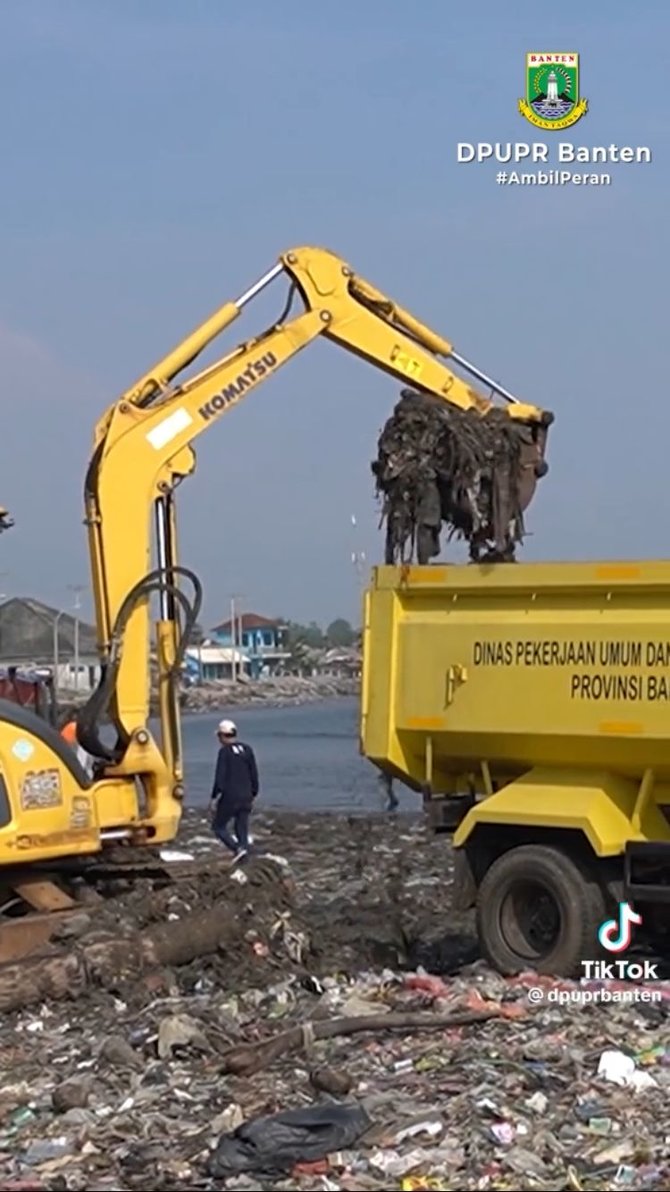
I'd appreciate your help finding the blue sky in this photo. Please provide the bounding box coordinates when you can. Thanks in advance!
[0,0,667,627]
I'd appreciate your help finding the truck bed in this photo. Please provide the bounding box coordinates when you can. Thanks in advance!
[361,561,670,791]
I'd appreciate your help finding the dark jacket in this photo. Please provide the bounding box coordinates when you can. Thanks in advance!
[211,741,259,812]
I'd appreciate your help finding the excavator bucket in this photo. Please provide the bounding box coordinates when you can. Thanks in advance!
[372,389,550,564]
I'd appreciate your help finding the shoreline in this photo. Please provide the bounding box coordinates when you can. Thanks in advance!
[179,674,360,714]
[60,675,361,717]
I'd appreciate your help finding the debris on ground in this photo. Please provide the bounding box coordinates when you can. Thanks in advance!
[372,388,547,564]
[0,808,668,1190]
[208,1103,372,1178]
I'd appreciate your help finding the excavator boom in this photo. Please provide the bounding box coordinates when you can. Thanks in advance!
[0,246,553,893]
[119,248,546,422]
[81,247,553,798]
[81,248,551,784]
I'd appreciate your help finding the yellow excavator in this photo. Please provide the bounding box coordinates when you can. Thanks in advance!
[0,246,552,959]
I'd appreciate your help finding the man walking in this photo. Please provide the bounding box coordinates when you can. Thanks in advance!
[209,719,259,862]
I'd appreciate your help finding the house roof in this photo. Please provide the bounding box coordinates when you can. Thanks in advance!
[185,646,250,665]
[212,612,283,633]
[0,597,98,663]
[323,647,361,663]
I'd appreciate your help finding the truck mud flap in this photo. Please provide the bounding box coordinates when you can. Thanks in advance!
[427,794,474,834]
[625,841,670,904]
[452,850,477,911]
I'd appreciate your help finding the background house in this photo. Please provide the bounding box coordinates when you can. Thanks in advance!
[184,644,250,683]
[315,646,362,678]
[210,613,290,679]
[0,597,100,692]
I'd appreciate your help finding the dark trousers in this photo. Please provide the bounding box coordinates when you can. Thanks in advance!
[214,806,250,854]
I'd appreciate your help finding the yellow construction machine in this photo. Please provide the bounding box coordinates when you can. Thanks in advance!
[363,563,670,975]
[0,247,550,963]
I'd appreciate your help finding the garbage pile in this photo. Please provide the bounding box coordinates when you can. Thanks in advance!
[372,389,543,565]
[0,809,669,1191]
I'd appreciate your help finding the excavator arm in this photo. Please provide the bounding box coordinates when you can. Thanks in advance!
[78,245,553,829]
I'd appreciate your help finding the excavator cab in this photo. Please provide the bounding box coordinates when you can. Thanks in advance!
[0,666,58,726]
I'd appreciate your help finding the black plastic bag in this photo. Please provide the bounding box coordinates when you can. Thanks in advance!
[208,1101,371,1177]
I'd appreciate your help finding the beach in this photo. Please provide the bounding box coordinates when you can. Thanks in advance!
[1,808,668,1189]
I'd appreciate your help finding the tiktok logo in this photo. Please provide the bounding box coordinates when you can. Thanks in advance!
[597,901,643,953]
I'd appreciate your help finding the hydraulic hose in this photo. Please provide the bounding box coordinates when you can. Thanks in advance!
[76,565,202,763]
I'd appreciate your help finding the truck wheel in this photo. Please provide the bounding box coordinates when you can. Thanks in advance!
[641,907,670,958]
[476,844,605,977]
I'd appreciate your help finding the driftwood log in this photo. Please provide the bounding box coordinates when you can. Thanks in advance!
[219,1009,498,1076]
[0,905,241,1013]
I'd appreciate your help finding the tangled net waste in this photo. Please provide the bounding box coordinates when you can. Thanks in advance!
[372,389,544,565]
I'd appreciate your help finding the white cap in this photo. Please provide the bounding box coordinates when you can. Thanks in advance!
[217,718,237,736]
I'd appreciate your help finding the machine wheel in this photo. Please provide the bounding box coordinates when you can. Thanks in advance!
[476,844,606,977]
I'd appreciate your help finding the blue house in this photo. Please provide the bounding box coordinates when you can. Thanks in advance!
[211,613,289,679]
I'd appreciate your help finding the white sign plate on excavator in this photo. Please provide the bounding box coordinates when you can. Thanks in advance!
[146,408,194,451]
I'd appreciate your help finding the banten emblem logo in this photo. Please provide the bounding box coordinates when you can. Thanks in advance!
[519,53,588,130]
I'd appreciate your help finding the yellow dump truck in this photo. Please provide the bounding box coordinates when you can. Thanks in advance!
[361,561,670,976]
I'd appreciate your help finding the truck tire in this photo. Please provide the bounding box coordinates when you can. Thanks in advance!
[476,844,606,977]
[641,907,670,958]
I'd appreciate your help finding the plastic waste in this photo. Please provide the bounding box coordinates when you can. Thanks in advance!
[342,993,390,1017]
[394,1120,444,1143]
[490,1121,515,1145]
[401,1180,446,1191]
[597,1049,636,1086]
[8,1107,36,1130]
[208,1102,371,1177]
[597,1048,658,1090]
[22,1137,73,1165]
[157,1013,209,1058]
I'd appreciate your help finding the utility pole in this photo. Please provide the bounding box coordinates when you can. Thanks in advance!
[229,593,246,681]
[68,584,86,693]
[0,573,9,663]
[53,610,66,699]
[350,512,367,641]
[350,514,367,590]
[229,595,237,682]
[350,514,367,663]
